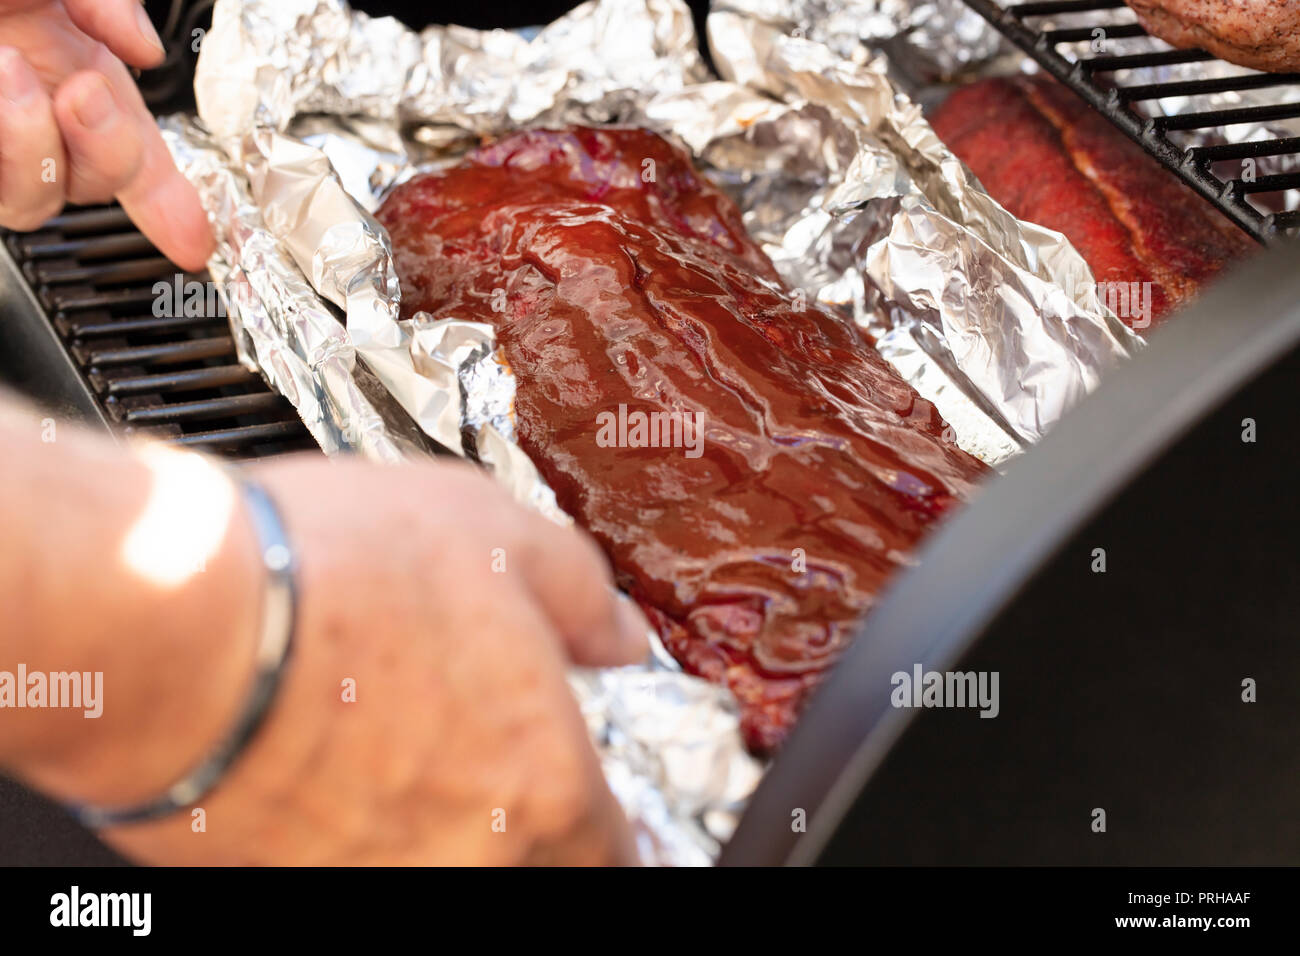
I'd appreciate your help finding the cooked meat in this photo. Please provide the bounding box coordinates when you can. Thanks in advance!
[377,127,988,753]
[1126,0,1300,73]
[931,74,1254,331]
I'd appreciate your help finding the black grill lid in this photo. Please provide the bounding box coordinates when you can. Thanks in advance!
[722,242,1300,865]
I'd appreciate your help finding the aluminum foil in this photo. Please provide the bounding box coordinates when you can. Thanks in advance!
[159,116,418,462]
[728,0,1300,211]
[171,0,1151,863]
[703,11,1139,448]
[710,0,1007,80]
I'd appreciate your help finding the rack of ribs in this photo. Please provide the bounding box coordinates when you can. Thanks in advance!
[931,74,1254,331]
[377,127,989,753]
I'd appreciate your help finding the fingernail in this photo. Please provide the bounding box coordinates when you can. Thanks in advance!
[135,3,166,58]
[71,76,115,131]
[0,49,38,107]
[615,597,652,658]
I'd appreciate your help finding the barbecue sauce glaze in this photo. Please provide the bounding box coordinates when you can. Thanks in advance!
[377,127,989,753]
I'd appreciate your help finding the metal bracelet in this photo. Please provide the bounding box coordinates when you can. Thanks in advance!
[70,476,297,829]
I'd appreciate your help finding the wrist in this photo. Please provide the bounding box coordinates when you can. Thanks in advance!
[2,442,264,808]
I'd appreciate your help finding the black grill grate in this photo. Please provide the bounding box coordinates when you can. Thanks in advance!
[4,204,317,460]
[962,0,1300,244]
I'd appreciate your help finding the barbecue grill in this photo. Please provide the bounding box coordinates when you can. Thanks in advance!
[963,0,1300,244]
[0,0,1296,866]
[1,206,316,459]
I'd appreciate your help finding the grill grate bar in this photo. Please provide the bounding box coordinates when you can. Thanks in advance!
[1153,102,1300,132]
[41,206,134,234]
[962,0,1300,243]
[114,392,289,426]
[1080,48,1215,72]
[154,420,308,449]
[11,231,155,261]
[92,364,258,397]
[1189,136,1300,163]
[74,336,234,369]
[1008,0,1126,13]
[26,256,175,287]
[1272,209,1300,229]
[40,285,159,313]
[1040,23,1146,44]
[56,312,222,339]
[1233,172,1300,195]
[1116,73,1300,103]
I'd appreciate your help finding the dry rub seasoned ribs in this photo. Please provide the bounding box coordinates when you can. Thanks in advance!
[377,127,988,753]
[1126,0,1300,74]
[931,74,1253,331]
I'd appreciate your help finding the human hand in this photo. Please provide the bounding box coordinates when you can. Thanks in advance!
[13,452,648,865]
[0,0,213,269]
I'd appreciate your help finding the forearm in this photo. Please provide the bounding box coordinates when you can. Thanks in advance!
[0,395,261,807]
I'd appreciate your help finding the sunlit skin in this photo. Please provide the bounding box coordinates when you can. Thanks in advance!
[121,445,237,589]
[0,396,648,864]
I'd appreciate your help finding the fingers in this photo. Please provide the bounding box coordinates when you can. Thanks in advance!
[52,64,214,271]
[420,461,649,668]
[0,48,65,231]
[116,119,215,272]
[50,72,142,203]
[63,0,167,70]
[462,590,640,866]
[512,515,651,668]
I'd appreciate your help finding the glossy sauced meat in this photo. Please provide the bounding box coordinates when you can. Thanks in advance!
[1126,0,1300,74]
[377,127,988,753]
[931,75,1253,331]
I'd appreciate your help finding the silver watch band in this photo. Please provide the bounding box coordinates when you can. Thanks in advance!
[70,475,297,829]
